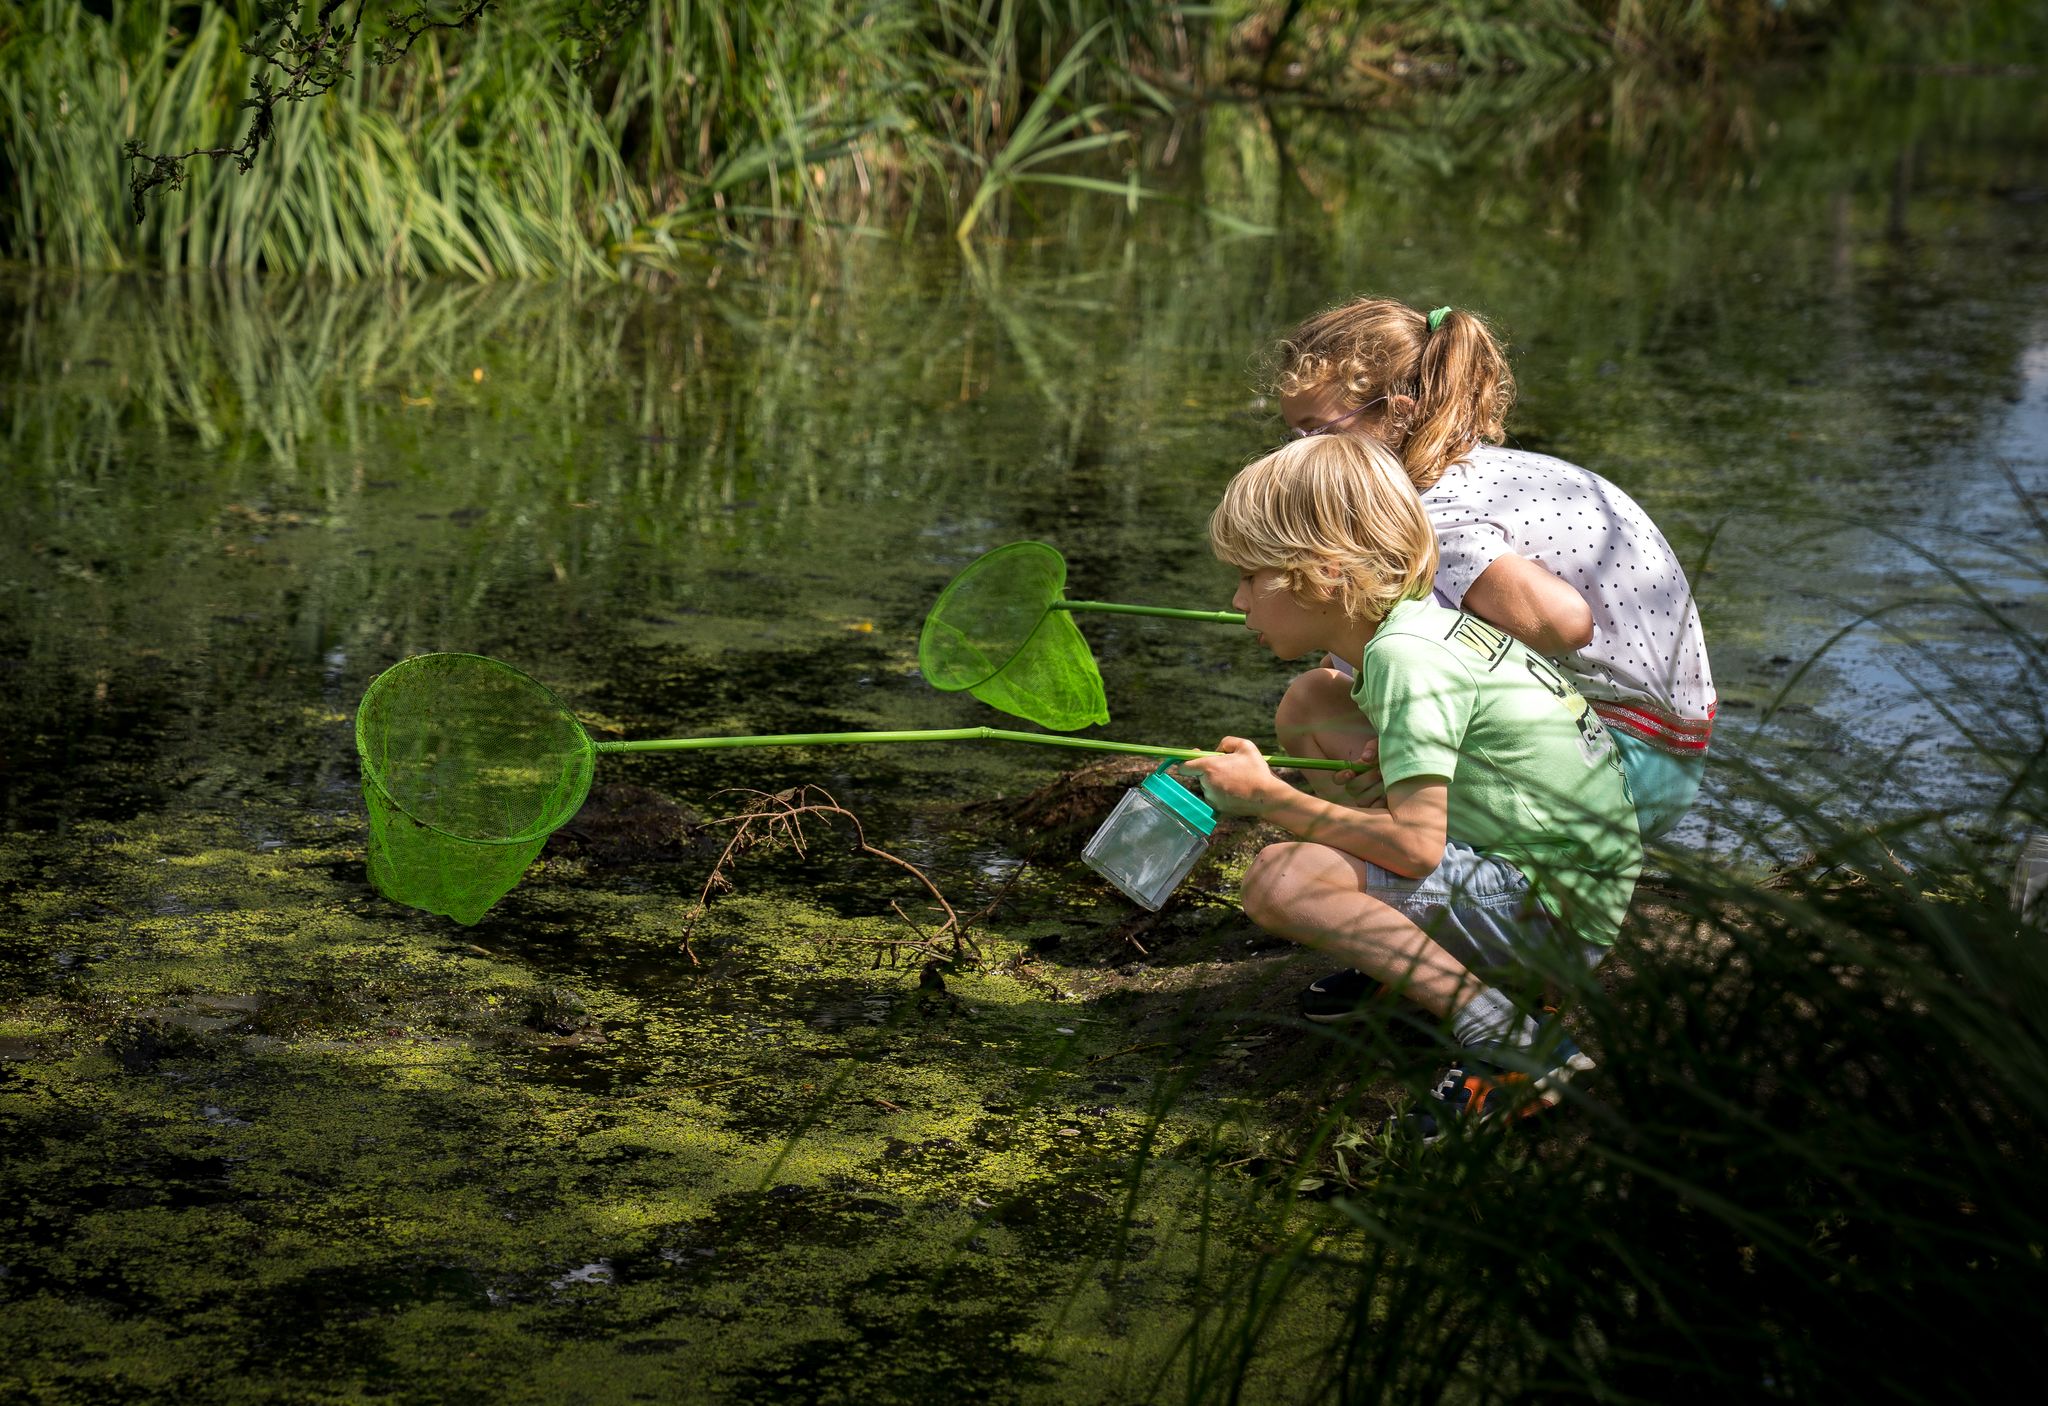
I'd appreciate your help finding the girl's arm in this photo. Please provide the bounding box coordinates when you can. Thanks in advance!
[1179,737,1447,878]
[1461,553,1594,657]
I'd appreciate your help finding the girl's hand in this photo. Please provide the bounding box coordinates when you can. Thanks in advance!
[1177,737,1286,818]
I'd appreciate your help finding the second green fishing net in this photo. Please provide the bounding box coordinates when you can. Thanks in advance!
[917,541,1108,731]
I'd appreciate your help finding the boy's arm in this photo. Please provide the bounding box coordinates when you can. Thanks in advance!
[1179,738,1448,879]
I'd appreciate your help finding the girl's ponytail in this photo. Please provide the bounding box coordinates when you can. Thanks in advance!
[1269,297,1516,492]
[1401,307,1515,491]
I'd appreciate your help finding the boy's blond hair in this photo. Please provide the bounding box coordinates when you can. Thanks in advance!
[1209,435,1438,624]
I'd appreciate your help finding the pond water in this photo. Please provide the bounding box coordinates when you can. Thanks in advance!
[2,66,2045,1403]
[6,76,2046,866]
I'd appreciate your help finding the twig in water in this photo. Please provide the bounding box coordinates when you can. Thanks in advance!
[1087,1041,1168,1066]
[961,860,1032,935]
[890,899,933,943]
[1107,906,1164,958]
[679,785,979,966]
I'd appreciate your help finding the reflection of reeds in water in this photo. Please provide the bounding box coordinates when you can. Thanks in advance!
[0,255,1178,688]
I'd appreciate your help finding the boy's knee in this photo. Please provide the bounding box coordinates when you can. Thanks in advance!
[1276,667,1352,721]
[1243,841,1323,928]
[1275,666,1361,735]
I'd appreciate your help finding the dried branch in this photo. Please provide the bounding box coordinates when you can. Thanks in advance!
[888,899,934,946]
[962,859,1031,930]
[679,785,980,967]
[124,0,495,222]
[1105,904,1164,958]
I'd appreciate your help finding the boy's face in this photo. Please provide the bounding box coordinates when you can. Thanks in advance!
[1232,567,1332,660]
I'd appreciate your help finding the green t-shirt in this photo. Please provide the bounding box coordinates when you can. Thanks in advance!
[1351,597,1643,945]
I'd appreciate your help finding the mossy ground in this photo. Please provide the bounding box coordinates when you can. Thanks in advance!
[0,773,1397,1404]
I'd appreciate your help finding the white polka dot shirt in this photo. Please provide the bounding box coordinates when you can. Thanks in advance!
[1423,445,1717,750]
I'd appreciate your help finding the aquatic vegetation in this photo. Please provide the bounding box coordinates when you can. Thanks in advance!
[0,803,1336,1402]
[5,720,2042,1400]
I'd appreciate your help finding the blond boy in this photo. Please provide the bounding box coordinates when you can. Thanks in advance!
[1181,435,1641,1136]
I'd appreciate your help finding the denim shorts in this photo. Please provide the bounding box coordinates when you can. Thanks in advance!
[1365,839,1607,979]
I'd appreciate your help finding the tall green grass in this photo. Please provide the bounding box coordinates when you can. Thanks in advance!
[5,1,2038,276]
[0,0,1189,275]
[0,1,641,276]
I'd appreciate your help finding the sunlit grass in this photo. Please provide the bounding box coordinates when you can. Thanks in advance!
[0,0,1189,275]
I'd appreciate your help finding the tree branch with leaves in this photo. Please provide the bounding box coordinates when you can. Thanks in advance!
[121,0,496,222]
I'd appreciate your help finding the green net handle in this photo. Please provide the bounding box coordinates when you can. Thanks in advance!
[1053,600,1246,624]
[594,727,1353,771]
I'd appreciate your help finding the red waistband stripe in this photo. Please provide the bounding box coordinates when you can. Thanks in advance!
[1592,699,1716,754]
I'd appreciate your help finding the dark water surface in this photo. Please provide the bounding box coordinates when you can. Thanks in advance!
[3,68,2046,1404]
[5,80,2046,862]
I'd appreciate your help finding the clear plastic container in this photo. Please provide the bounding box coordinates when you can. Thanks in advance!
[1082,760,1217,911]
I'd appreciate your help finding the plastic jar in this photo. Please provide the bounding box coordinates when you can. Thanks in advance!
[1082,760,1217,911]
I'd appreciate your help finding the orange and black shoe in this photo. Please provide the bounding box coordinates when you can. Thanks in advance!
[1401,1035,1597,1143]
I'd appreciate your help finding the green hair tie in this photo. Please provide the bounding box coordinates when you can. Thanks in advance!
[1427,306,1453,333]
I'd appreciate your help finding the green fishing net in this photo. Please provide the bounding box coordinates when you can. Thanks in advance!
[355,652,595,925]
[917,541,1109,731]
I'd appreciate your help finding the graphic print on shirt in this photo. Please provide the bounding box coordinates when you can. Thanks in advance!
[1521,652,1617,769]
[1445,614,1513,670]
[1540,658,1630,781]
[1443,608,1624,776]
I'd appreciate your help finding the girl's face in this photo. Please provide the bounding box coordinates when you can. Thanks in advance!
[1231,567,1333,661]
[1280,382,1368,438]
[1280,383,1410,441]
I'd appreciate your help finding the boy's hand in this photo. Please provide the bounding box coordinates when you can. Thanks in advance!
[1177,737,1287,818]
[1333,737,1385,807]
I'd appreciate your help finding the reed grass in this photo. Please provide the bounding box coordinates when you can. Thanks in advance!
[5,2,2034,276]
[0,0,1190,274]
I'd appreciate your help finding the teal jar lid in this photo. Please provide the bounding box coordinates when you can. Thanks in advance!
[1141,760,1217,836]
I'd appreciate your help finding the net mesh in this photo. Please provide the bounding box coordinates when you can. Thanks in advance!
[354,653,596,925]
[917,541,1108,731]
